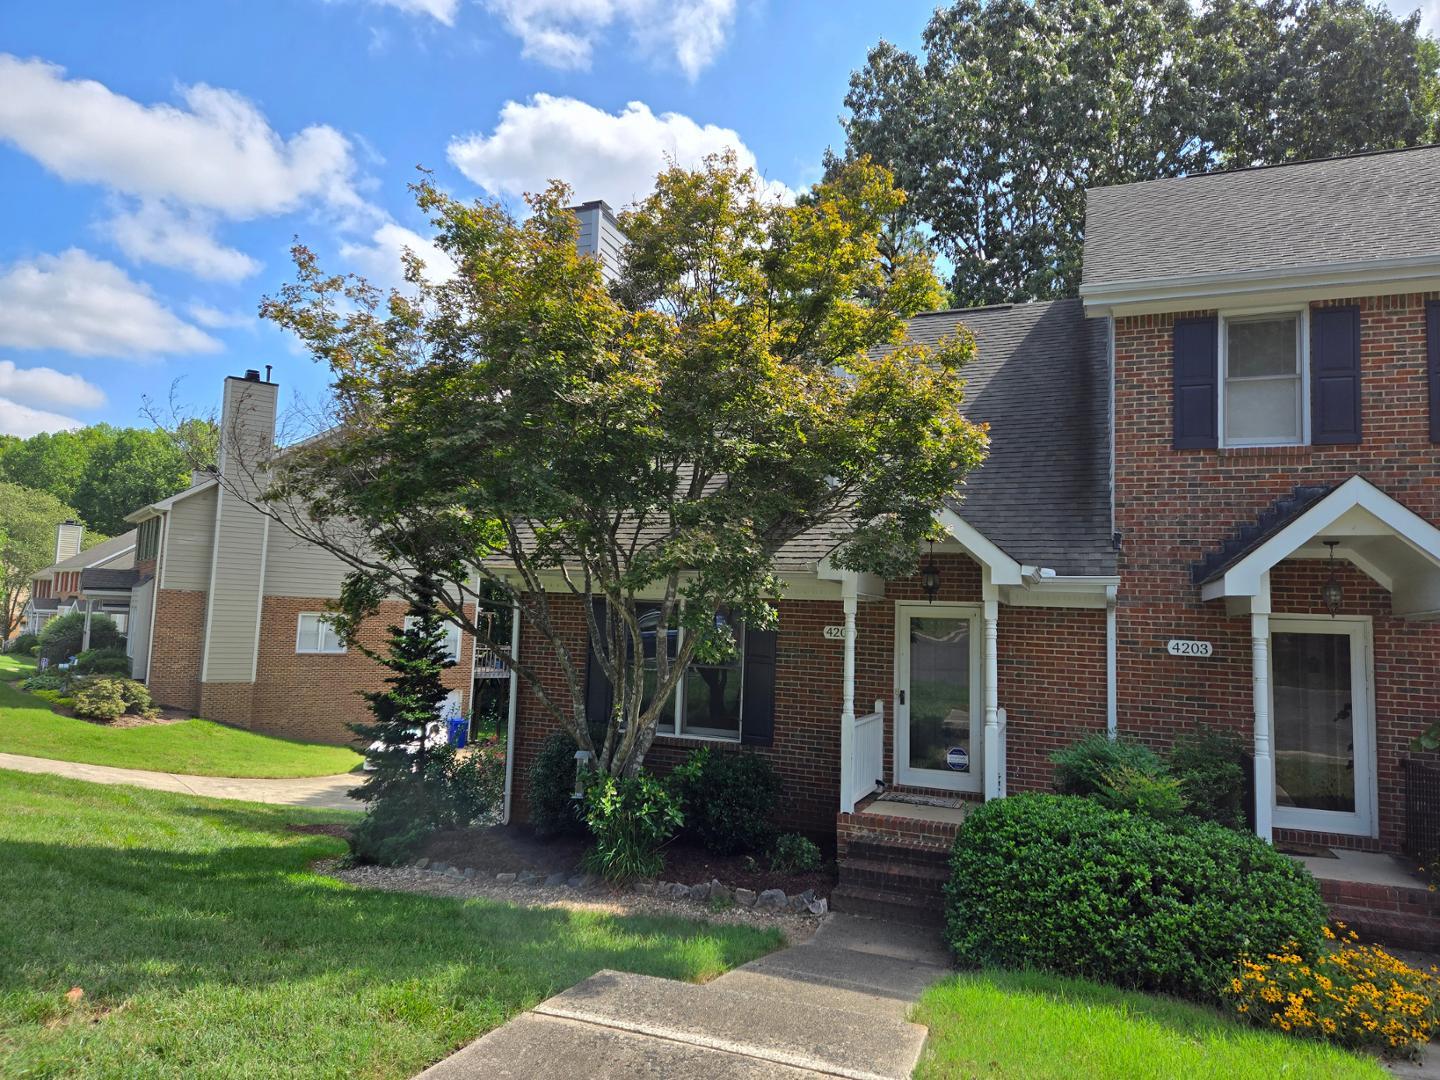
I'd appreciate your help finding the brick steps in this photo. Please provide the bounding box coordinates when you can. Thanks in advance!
[834,803,961,926]
[1318,876,1440,951]
[829,883,946,927]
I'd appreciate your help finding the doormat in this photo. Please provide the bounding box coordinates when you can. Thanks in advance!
[873,791,965,810]
[1275,842,1338,859]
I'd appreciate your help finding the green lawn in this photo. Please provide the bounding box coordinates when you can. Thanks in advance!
[0,661,362,777]
[913,969,1386,1079]
[0,771,783,1078]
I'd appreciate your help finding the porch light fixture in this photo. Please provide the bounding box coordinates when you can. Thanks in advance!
[921,541,942,603]
[1322,541,1343,617]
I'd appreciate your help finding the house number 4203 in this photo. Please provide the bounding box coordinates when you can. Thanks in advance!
[1166,639,1213,658]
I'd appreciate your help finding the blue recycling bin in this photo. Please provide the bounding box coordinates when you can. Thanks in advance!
[446,717,468,749]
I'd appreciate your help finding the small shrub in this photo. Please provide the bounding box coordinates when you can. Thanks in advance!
[944,793,1326,1002]
[667,746,781,855]
[71,678,128,721]
[37,612,124,666]
[1096,764,1187,821]
[428,739,505,826]
[581,770,683,881]
[349,785,450,865]
[73,647,133,677]
[1051,733,1165,796]
[528,730,587,837]
[21,672,65,693]
[1169,729,1248,829]
[1226,927,1440,1059]
[9,632,39,656]
[769,832,822,874]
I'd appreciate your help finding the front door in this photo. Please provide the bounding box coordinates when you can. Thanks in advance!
[1270,617,1375,837]
[895,603,981,793]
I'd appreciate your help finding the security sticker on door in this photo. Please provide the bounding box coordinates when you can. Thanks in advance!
[946,746,970,772]
[1166,639,1213,658]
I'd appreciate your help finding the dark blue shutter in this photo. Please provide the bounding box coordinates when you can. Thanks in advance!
[1428,301,1440,444]
[1173,316,1219,449]
[1311,306,1362,445]
[583,598,613,738]
[740,626,777,746]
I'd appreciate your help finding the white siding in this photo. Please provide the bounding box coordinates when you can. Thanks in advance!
[161,486,218,591]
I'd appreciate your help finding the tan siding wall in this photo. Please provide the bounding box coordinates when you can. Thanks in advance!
[161,486,217,591]
[128,578,154,679]
[262,530,349,598]
[202,493,267,682]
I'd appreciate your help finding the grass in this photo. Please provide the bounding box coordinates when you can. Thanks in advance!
[0,658,362,777]
[0,770,783,1078]
[913,969,1387,1079]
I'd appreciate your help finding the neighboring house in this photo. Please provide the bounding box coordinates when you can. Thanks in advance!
[22,525,138,644]
[501,146,1440,925]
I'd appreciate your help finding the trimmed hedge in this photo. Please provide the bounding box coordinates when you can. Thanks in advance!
[668,746,780,855]
[527,730,587,838]
[944,793,1326,1001]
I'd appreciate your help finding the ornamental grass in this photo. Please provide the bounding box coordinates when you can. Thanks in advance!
[1225,924,1440,1060]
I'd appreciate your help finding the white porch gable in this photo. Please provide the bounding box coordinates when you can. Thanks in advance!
[1200,475,1440,619]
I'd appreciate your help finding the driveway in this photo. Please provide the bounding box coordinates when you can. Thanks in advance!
[0,751,361,811]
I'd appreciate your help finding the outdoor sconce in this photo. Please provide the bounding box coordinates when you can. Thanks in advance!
[1322,541,1343,617]
[921,541,942,603]
[572,749,594,801]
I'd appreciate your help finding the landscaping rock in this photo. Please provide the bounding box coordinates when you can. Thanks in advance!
[516,871,539,886]
[413,857,430,869]
[709,881,732,904]
[431,862,450,875]
[632,881,655,896]
[496,872,517,884]
[445,865,463,879]
[462,867,477,879]
[734,887,757,907]
[756,888,787,911]
[688,882,710,901]
[577,873,600,889]
[806,896,828,916]
[668,882,692,900]
[544,872,568,887]
[565,876,584,888]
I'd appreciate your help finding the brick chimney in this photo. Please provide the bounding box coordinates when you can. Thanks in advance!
[54,520,84,563]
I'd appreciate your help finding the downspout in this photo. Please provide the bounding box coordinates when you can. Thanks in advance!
[501,599,521,825]
[1105,585,1118,739]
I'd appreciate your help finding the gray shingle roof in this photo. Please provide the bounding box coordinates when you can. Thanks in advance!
[899,299,1115,576]
[1082,145,1440,288]
[81,567,140,592]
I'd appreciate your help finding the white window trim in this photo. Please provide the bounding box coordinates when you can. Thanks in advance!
[653,620,746,744]
[1218,305,1310,448]
[295,612,347,655]
[403,615,463,664]
[1268,615,1377,839]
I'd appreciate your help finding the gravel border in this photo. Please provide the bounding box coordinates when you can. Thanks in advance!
[323,859,822,942]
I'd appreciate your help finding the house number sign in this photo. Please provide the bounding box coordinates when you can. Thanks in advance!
[1166,639,1214,658]
[822,625,851,641]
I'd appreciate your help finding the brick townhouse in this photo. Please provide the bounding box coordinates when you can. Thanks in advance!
[500,146,1440,924]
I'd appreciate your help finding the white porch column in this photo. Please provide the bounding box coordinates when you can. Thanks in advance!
[81,599,94,654]
[839,591,859,814]
[982,586,1001,801]
[1251,609,1274,843]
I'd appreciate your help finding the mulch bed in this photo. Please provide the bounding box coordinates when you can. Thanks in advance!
[421,824,837,898]
[289,823,354,840]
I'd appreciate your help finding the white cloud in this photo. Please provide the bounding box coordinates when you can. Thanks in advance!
[371,0,461,22]
[187,303,256,330]
[448,95,793,209]
[340,222,458,287]
[0,250,220,358]
[0,360,105,410]
[484,0,735,78]
[0,397,83,438]
[107,202,262,282]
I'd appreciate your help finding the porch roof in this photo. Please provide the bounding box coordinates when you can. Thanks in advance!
[1198,476,1440,619]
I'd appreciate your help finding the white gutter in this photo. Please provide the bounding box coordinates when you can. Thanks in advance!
[1105,585,1118,738]
[501,599,521,824]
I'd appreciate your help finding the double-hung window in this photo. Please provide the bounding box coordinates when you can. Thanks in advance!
[403,615,463,664]
[1222,312,1305,446]
[644,607,744,742]
[296,612,346,654]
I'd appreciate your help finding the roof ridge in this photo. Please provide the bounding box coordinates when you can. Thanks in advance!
[1088,142,1440,195]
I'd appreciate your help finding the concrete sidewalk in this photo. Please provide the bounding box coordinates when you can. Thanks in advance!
[417,913,952,1079]
[0,752,361,811]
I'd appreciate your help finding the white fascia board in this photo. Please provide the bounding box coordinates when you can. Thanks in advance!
[1001,575,1120,609]
[1204,476,1440,599]
[1079,254,1440,317]
[935,507,1024,585]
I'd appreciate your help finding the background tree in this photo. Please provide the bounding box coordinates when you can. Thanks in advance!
[0,482,92,638]
[844,0,1440,305]
[252,153,988,780]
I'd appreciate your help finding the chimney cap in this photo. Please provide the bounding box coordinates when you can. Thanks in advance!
[243,369,262,382]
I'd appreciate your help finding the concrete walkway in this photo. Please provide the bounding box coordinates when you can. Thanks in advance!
[0,751,361,811]
[418,912,952,1079]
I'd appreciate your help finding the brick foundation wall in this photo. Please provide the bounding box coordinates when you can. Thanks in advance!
[508,553,1109,841]
[147,588,206,712]
[1113,293,1440,853]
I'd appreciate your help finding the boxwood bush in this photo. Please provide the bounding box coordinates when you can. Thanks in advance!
[944,793,1326,1002]
[527,730,588,838]
[668,746,780,855]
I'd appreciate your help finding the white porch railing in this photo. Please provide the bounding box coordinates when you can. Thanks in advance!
[843,702,885,814]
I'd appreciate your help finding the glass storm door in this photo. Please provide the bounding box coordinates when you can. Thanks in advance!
[1270,618,1374,837]
[895,604,981,793]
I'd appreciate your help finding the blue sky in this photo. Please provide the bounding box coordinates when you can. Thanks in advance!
[0,0,935,439]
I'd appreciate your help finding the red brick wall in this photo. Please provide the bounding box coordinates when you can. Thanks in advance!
[508,554,1109,839]
[1113,292,1440,851]
[148,588,206,712]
